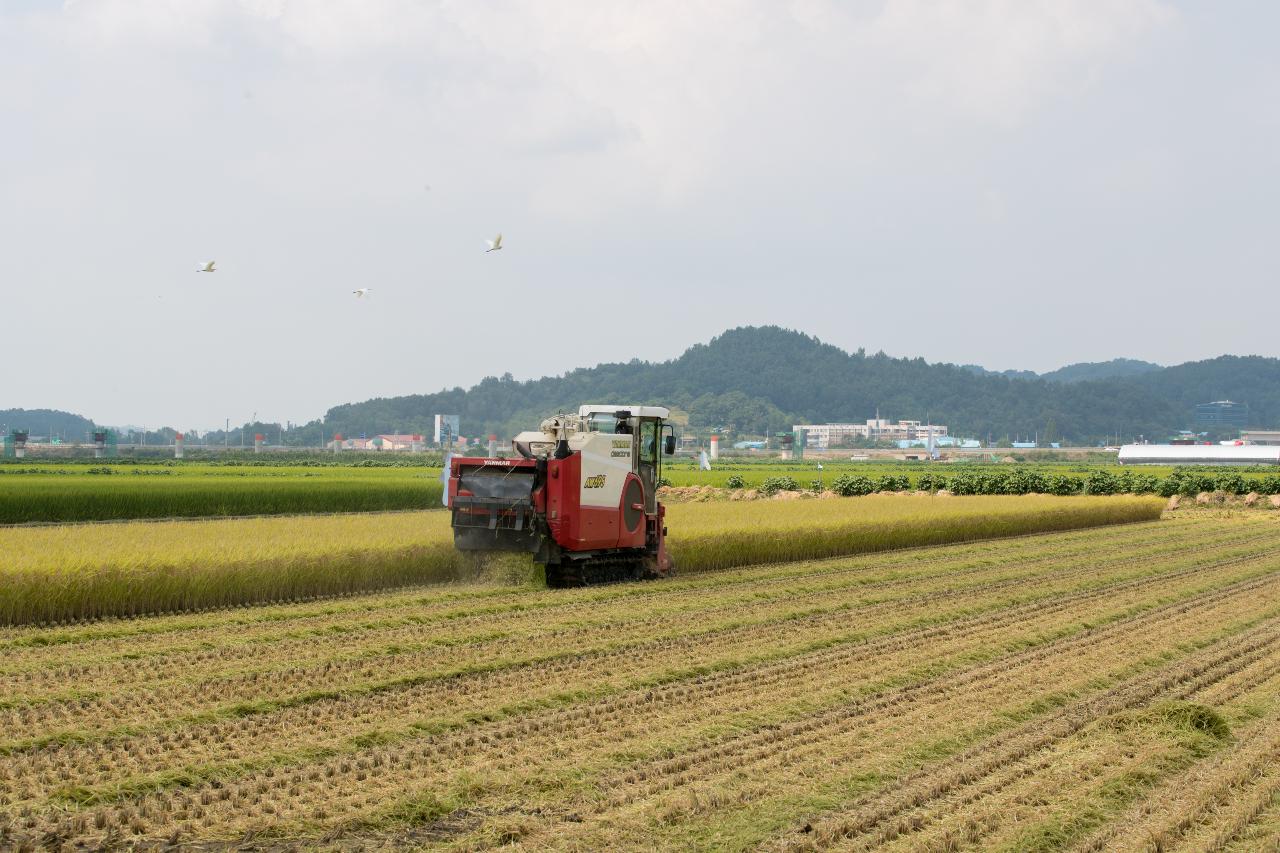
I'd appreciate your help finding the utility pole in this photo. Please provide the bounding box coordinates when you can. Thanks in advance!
[225,418,229,450]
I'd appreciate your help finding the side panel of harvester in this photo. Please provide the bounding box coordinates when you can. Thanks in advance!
[543,442,647,552]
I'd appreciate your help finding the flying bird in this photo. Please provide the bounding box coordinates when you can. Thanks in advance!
[196,261,216,272]
[353,288,371,298]
[485,233,503,252]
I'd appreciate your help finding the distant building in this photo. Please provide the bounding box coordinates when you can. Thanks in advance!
[797,420,947,449]
[371,434,425,451]
[1194,400,1248,430]
[896,436,981,449]
[1242,430,1280,446]
[433,414,460,445]
[329,437,375,451]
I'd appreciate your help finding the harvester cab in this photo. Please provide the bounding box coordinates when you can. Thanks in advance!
[448,405,676,587]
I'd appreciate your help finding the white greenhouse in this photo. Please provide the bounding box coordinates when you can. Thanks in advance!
[1117,444,1280,466]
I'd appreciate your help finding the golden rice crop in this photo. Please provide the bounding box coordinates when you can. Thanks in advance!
[0,495,1164,625]
[0,512,461,625]
[664,494,1165,573]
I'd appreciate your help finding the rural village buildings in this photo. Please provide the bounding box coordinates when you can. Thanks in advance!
[328,434,426,451]
[796,420,948,450]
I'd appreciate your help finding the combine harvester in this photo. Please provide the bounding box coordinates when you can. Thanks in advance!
[448,405,676,586]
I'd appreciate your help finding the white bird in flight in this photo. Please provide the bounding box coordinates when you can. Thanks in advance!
[485,233,503,252]
[353,288,371,298]
[196,261,216,272]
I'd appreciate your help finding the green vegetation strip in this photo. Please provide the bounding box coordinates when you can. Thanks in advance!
[0,464,442,524]
[0,456,1276,525]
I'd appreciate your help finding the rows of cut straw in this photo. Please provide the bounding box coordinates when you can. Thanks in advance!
[0,494,1163,625]
[1,516,1279,849]
[772,629,1280,853]
[509,591,1280,852]
[2,523,1263,780]
[1070,702,1280,852]
[0,518,1240,747]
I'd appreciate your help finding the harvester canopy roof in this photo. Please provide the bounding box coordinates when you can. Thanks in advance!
[578,405,670,419]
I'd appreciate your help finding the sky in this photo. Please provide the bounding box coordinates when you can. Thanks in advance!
[3,1,1278,430]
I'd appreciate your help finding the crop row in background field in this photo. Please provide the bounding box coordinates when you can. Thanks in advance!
[0,495,1162,625]
[663,462,1280,496]
[0,515,1277,849]
[0,465,442,523]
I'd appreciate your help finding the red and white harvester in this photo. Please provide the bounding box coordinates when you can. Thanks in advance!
[448,405,676,586]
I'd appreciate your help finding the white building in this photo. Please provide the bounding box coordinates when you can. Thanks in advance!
[372,434,426,451]
[797,420,948,449]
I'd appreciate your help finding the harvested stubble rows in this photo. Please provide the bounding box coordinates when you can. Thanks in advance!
[0,495,1161,625]
[2,514,1280,850]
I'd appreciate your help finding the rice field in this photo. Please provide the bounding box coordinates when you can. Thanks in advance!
[2,513,1279,850]
[0,464,442,523]
[0,495,1162,625]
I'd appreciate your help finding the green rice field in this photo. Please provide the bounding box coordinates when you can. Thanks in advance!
[0,457,1275,524]
[0,464,442,523]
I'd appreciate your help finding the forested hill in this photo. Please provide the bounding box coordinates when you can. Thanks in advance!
[1041,358,1164,383]
[0,409,95,440]
[961,357,1162,383]
[323,327,1280,444]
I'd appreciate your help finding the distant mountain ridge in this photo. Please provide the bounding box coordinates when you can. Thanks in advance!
[1041,358,1164,383]
[12,330,1276,444]
[322,327,1280,443]
[0,409,95,440]
[961,358,1163,383]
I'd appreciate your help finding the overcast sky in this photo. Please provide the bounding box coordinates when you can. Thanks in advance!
[3,1,1278,430]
